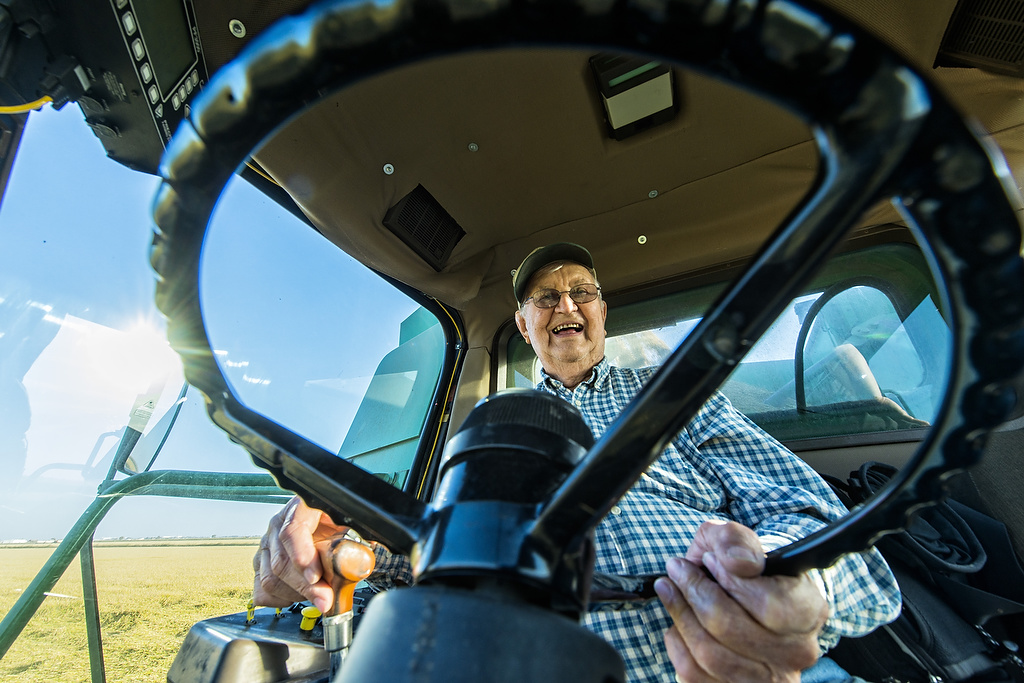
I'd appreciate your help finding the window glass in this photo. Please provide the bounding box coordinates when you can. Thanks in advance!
[0,106,446,545]
[505,243,949,444]
[0,103,448,683]
[200,173,447,490]
[0,107,240,543]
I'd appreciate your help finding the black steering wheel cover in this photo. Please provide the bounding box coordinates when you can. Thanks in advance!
[151,0,1024,572]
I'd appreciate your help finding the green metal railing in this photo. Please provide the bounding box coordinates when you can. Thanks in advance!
[0,469,291,680]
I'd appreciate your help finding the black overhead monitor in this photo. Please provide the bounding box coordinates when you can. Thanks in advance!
[114,0,202,118]
[132,0,196,101]
[62,0,213,172]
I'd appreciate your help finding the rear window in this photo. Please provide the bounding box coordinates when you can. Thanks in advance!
[505,242,949,445]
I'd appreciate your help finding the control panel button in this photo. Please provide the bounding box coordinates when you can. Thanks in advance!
[299,605,321,631]
[132,38,145,61]
[148,85,159,103]
[140,63,153,83]
[122,12,137,35]
[171,93,180,110]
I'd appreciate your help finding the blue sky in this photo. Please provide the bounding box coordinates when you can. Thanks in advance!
[0,104,418,540]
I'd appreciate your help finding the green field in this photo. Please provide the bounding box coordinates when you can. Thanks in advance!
[1,540,259,682]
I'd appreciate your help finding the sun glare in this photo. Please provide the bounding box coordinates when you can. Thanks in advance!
[85,318,182,395]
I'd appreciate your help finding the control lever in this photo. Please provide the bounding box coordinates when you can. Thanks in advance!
[323,531,375,680]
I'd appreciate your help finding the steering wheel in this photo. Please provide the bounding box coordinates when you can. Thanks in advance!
[152,0,1024,605]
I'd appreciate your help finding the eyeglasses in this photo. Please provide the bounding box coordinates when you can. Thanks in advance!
[524,284,601,309]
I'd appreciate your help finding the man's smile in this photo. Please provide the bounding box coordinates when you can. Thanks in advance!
[552,322,584,336]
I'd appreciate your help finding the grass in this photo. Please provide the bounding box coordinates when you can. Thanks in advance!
[1,540,260,682]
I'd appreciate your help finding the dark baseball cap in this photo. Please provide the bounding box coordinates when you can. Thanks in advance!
[512,242,595,304]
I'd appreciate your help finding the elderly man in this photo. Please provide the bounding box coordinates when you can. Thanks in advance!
[255,243,900,683]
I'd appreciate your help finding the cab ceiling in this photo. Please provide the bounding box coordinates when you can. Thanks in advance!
[239,0,1024,342]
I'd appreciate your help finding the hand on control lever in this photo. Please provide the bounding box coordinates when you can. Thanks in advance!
[321,531,376,680]
[254,496,350,614]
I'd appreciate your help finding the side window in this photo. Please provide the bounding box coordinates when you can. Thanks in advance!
[201,176,448,489]
[335,308,445,488]
[799,286,946,418]
[726,284,948,441]
[0,107,448,681]
[504,243,950,445]
[0,107,449,548]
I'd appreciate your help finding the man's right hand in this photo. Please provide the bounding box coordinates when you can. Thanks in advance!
[253,496,347,614]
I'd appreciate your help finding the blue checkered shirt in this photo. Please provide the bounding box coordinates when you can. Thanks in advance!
[373,358,901,682]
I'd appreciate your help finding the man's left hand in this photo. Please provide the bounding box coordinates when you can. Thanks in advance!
[654,520,828,682]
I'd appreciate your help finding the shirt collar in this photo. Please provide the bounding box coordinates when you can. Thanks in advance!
[539,357,611,392]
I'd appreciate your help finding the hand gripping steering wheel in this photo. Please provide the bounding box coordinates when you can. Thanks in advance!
[151,0,1024,678]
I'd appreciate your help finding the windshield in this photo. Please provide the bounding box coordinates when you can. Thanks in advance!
[0,105,449,681]
[0,106,283,541]
[0,105,449,543]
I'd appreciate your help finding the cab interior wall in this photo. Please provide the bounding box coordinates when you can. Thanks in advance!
[797,441,920,480]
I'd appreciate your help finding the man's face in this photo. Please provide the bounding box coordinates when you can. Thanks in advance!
[514,262,608,388]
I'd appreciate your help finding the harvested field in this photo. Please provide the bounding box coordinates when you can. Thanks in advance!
[1,540,259,682]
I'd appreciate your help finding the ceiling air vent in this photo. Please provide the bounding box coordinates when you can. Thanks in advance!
[936,0,1024,77]
[383,184,466,272]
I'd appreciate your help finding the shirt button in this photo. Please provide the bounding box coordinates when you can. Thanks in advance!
[610,505,622,516]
